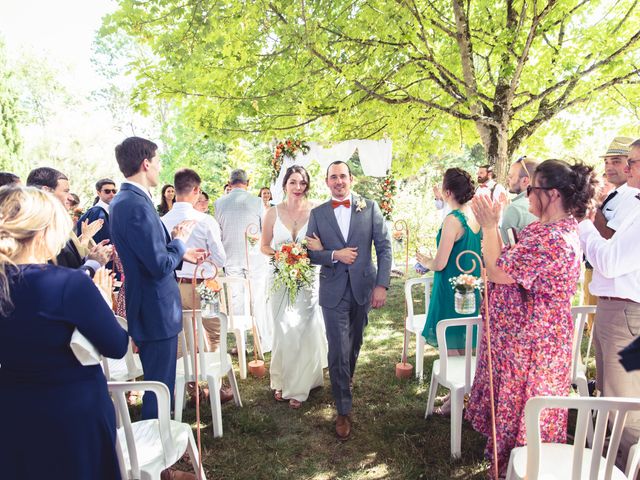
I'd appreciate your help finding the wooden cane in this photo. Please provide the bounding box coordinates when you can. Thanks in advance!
[456,250,498,480]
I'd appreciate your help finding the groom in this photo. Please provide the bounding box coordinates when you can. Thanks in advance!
[306,161,392,439]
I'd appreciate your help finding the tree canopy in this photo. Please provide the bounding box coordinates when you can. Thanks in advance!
[103,0,640,178]
[0,39,21,170]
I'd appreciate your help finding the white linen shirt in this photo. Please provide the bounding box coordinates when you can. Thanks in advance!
[161,201,226,278]
[579,199,640,302]
[605,183,640,230]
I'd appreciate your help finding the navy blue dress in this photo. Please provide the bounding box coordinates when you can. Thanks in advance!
[0,264,128,479]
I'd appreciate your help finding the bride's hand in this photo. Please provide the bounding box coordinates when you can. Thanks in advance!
[305,233,324,251]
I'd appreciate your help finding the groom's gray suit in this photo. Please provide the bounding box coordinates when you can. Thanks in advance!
[307,195,391,415]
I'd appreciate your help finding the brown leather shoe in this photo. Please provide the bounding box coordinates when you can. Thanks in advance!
[336,414,351,440]
[160,468,196,480]
[220,385,234,404]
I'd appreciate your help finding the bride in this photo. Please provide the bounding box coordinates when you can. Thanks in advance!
[260,165,327,409]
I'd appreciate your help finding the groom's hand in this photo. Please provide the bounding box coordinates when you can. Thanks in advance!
[333,247,358,264]
[370,286,387,308]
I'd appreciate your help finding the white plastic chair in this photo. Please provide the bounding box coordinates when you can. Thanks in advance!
[174,310,242,438]
[217,276,262,380]
[506,396,640,480]
[571,305,597,398]
[425,316,482,458]
[102,316,143,382]
[108,381,206,480]
[404,276,433,380]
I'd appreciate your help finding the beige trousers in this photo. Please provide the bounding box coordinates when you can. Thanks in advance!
[177,282,221,357]
[594,298,640,465]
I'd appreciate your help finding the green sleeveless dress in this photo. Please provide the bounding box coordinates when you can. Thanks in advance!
[422,209,482,349]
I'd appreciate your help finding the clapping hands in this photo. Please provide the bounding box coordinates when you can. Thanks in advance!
[79,218,104,247]
[471,195,502,229]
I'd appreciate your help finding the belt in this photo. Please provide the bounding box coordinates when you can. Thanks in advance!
[600,296,639,304]
[178,278,205,284]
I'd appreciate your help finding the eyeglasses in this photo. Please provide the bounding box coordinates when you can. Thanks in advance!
[102,189,117,194]
[628,159,640,167]
[526,185,553,197]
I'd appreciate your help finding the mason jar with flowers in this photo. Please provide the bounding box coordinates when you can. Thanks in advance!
[449,274,482,314]
[196,278,221,317]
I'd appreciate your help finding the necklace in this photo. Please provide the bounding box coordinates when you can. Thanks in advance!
[283,201,306,227]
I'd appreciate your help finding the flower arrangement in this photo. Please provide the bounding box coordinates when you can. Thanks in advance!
[271,241,314,304]
[246,232,260,248]
[392,230,405,242]
[355,197,367,212]
[379,172,396,220]
[196,278,222,304]
[449,274,482,293]
[271,138,310,181]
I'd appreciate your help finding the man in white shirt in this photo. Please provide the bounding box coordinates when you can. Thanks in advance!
[579,138,640,465]
[475,164,507,202]
[593,136,639,238]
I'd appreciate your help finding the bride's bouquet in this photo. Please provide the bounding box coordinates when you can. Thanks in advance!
[271,240,314,304]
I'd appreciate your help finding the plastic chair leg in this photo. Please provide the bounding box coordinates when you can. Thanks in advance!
[234,330,247,380]
[208,375,224,438]
[450,388,464,458]
[425,367,439,418]
[174,376,186,422]
[186,429,207,480]
[227,366,242,408]
[416,335,425,380]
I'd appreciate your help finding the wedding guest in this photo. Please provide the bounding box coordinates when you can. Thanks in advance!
[500,156,539,244]
[259,187,272,211]
[195,191,210,213]
[465,159,597,475]
[75,178,117,245]
[0,186,128,480]
[157,183,176,216]
[476,164,507,202]
[0,172,20,187]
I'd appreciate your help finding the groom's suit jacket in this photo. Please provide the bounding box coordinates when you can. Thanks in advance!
[110,183,186,342]
[307,196,392,308]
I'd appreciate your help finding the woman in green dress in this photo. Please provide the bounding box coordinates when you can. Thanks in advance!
[419,167,482,350]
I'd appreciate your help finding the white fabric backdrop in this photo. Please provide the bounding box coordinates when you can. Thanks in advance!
[271,139,392,203]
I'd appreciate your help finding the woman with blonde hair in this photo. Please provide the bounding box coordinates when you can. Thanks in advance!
[0,186,128,479]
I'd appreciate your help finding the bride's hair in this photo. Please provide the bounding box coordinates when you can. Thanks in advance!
[282,165,310,197]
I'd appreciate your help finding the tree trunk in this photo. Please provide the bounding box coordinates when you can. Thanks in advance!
[475,121,510,183]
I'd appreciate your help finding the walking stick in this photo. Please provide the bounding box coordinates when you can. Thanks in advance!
[190,260,219,480]
[394,219,413,379]
[456,250,498,480]
[245,223,266,377]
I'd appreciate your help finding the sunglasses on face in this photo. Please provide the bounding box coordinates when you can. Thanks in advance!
[102,189,117,194]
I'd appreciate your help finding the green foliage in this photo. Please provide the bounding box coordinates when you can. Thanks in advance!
[0,39,21,170]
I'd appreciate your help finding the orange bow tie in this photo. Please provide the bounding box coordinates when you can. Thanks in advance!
[332,199,351,209]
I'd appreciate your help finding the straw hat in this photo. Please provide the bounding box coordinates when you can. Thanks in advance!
[601,136,634,157]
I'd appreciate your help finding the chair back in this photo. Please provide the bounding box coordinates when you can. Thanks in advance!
[524,396,640,480]
[108,381,175,479]
[180,310,230,381]
[570,306,597,382]
[217,276,252,329]
[404,276,433,320]
[435,316,482,392]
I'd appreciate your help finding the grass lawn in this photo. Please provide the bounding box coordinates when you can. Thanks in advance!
[176,275,490,479]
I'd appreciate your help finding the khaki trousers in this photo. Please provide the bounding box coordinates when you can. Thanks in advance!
[594,298,640,465]
[177,282,221,357]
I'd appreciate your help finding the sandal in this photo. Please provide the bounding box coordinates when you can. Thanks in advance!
[274,390,286,402]
[289,399,302,409]
[434,397,452,417]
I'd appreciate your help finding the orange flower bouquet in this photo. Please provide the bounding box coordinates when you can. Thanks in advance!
[271,241,314,304]
[196,278,221,315]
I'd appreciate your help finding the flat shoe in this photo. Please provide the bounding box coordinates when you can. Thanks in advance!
[274,390,286,402]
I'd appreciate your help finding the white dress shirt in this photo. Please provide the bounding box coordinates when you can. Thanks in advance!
[605,183,640,230]
[332,194,353,241]
[475,180,507,202]
[95,199,110,214]
[579,199,640,302]
[161,201,227,278]
[122,180,152,201]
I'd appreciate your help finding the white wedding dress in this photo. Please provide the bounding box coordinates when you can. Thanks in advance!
[268,207,327,402]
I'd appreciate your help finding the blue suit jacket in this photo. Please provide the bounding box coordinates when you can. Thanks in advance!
[110,183,186,342]
[75,205,110,245]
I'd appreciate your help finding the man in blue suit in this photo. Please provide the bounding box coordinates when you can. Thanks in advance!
[110,137,205,419]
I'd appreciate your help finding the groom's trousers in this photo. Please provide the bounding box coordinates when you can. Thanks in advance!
[322,279,370,416]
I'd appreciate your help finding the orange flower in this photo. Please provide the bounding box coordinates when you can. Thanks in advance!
[204,279,221,292]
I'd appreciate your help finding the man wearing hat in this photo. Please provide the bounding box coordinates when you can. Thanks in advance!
[593,136,639,238]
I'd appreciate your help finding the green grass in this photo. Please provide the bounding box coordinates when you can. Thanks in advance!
[174,276,490,479]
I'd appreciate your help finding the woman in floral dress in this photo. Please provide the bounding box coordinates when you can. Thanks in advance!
[465,159,596,474]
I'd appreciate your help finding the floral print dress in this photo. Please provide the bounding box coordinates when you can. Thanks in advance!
[465,217,581,473]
